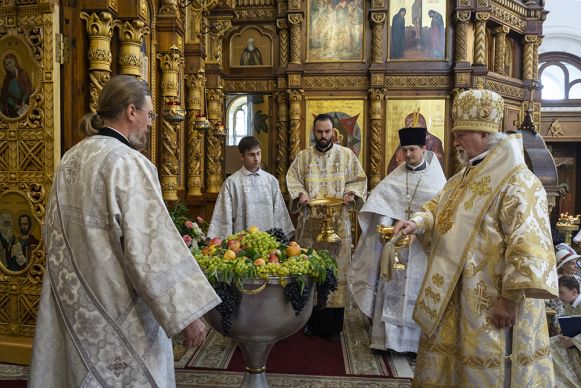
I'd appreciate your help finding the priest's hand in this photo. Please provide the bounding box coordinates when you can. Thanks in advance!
[298,192,310,206]
[343,191,355,204]
[560,336,574,349]
[394,220,416,236]
[491,296,518,329]
[182,319,208,348]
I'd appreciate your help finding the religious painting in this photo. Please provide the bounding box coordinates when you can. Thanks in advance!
[229,27,273,68]
[388,0,447,61]
[0,191,42,273]
[385,97,447,173]
[305,98,366,165]
[306,0,365,62]
[0,35,41,120]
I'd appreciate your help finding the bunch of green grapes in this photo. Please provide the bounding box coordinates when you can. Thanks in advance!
[241,231,279,257]
[280,257,315,277]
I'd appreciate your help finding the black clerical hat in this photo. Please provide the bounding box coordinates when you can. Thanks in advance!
[398,126,427,146]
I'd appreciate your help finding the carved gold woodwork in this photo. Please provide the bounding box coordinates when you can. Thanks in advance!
[368,88,385,188]
[157,47,184,200]
[235,8,276,20]
[370,13,386,63]
[185,71,207,197]
[303,76,369,89]
[384,76,451,88]
[532,37,542,81]
[206,19,233,66]
[288,14,302,65]
[523,35,538,80]
[223,80,277,92]
[493,26,509,75]
[287,89,304,162]
[277,18,289,67]
[455,11,471,62]
[206,88,225,194]
[80,12,114,113]
[490,3,527,34]
[474,12,489,66]
[276,92,289,194]
[115,19,150,77]
[485,79,524,99]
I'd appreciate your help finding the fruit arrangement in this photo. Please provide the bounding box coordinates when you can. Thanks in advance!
[194,226,338,334]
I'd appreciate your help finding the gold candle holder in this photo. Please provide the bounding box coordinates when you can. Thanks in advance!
[309,198,344,243]
[556,212,581,246]
[376,224,412,270]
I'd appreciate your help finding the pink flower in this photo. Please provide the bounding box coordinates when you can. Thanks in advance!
[182,235,193,246]
[185,220,194,229]
[196,216,204,224]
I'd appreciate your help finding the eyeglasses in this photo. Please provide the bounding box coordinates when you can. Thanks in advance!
[137,107,158,120]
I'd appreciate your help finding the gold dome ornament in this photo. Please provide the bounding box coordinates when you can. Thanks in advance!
[452,87,505,133]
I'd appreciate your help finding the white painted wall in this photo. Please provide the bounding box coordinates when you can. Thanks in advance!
[540,0,581,56]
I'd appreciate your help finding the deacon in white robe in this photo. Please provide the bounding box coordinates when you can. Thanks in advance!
[30,75,220,388]
[287,114,367,340]
[208,136,294,239]
[350,126,446,353]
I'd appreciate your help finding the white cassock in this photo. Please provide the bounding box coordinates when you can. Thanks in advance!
[29,134,221,387]
[349,151,446,352]
[207,167,294,239]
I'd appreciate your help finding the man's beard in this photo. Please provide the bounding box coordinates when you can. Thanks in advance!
[0,226,13,242]
[315,137,331,149]
[456,149,470,165]
[129,129,149,151]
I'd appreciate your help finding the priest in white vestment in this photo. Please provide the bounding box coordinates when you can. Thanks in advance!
[287,113,367,341]
[30,76,221,388]
[208,136,294,239]
[396,88,558,387]
[349,126,446,353]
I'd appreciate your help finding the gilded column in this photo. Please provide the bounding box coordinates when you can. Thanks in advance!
[370,13,386,63]
[206,19,232,66]
[493,26,509,75]
[523,35,538,80]
[116,20,150,77]
[276,91,289,193]
[206,88,225,194]
[287,89,304,162]
[185,71,206,197]
[157,46,184,200]
[288,14,302,65]
[80,12,114,112]
[455,11,471,62]
[533,37,542,80]
[368,88,385,188]
[277,19,289,67]
[474,12,489,66]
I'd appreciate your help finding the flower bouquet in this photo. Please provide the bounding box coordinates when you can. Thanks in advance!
[168,202,208,251]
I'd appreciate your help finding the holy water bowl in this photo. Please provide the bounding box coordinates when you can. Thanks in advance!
[204,276,315,388]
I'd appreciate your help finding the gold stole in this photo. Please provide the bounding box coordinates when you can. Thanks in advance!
[413,135,526,336]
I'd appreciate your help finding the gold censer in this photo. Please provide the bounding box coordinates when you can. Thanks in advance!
[377,224,412,270]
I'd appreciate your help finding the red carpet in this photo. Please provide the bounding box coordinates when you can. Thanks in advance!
[227,330,348,376]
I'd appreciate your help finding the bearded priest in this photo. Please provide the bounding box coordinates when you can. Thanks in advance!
[395,87,558,387]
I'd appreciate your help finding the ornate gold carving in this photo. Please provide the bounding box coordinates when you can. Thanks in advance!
[206,19,233,66]
[533,37,542,81]
[474,13,489,66]
[287,89,304,162]
[159,0,180,16]
[235,8,276,20]
[384,76,451,88]
[371,73,384,86]
[490,4,527,33]
[288,14,302,64]
[277,19,289,67]
[371,0,384,7]
[304,76,369,89]
[80,12,114,113]
[276,92,289,194]
[546,119,564,137]
[368,88,385,188]
[185,72,206,197]
[477,0,489,6]
[288,0,301,11]
[289,74,301,87]
[370,13,386,63]
[484,79,525,100]
[455,11,471,62]
[115,20,150,77]
[523,35,537,81]
[206,88,225,194]
[493,26,509,75]
[223,80,276,92]
[458,0,471,6]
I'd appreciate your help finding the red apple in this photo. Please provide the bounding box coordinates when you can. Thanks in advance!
[228,239,242,253]
[209,237,222,246]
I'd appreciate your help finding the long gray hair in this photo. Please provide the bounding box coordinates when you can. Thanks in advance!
[79,75,151,136]
[485,132,507,149]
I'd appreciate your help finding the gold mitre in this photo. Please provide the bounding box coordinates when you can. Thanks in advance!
[452,87,504,133]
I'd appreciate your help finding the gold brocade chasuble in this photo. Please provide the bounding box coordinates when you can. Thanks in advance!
[410,134,558,387]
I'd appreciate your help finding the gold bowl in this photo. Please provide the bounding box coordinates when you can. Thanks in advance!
[308,197,344,243]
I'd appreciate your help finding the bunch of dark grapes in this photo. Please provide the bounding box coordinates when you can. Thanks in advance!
[214,283,241,335]
[284,282,312,316]
[266,228,290,246]
[316,269,338,310]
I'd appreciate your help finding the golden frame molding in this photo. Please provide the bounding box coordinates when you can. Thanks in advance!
[303,76,369,90]
[223,79,277,92]
[384,75,452,89]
